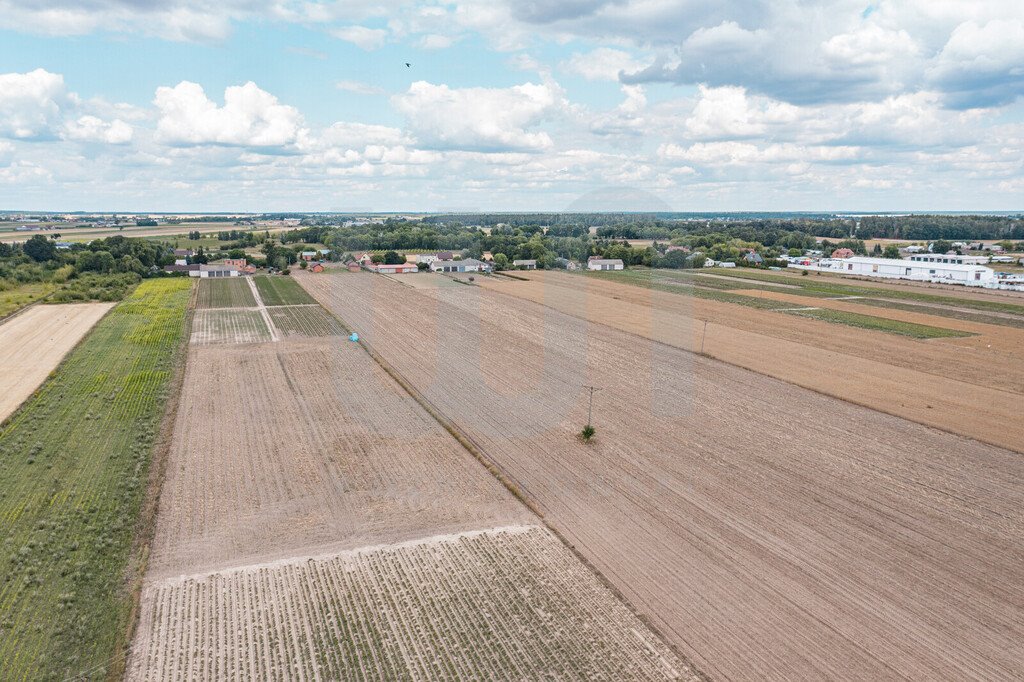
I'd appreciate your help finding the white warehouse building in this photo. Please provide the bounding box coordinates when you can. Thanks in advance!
[801,256,996,287]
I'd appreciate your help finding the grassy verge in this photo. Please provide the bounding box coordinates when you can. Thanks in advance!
[255,274,316,305]
[0,282,56,319]
[788,308,974,339]
[0,278,191,680]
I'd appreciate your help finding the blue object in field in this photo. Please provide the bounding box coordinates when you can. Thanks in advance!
[349,332,359,342]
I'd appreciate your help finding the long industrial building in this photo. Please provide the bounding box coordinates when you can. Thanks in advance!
[796,256,997,287]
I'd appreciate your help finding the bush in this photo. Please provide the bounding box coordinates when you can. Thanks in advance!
[578,425,596,443]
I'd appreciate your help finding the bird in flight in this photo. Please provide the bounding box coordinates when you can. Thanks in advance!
[405,62,411,68]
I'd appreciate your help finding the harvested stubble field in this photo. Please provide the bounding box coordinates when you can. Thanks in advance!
[130,287,694,680]
[476,270,1024,452]
[267,304,345,337]
[297,269,1024,681]
[131,526,688,682]
[0,279,191,681]
[195,278,256,309]
[0,302,115,422]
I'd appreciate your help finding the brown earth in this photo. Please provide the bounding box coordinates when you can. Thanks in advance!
[473,271,1024,452]
[129,289,695,680]
[0,302,115,422]
[297,269,1024,681]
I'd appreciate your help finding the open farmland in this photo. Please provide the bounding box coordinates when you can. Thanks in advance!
[0,282,56,319]
[0,303,115,422]
[195,278,256,309]
[297,269,1024,681]
[0,279,191,681]
[131,526,688,682]
[477,270,1024,452]
[254,274,316,305]
[190,309,271,345]
[129,284,696,680]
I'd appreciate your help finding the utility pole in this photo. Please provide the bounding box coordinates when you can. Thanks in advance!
[700,319,708,355]
[583,385,600,428]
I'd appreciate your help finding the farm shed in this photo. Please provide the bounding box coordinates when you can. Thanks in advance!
[587,258,624,271]
[309,262,325,273]
[300,251,318,261]
[375,262,419,274]
[194,264,239,278]
[346,261,362,272]
[513,259,537,270]
[430,258,492,273]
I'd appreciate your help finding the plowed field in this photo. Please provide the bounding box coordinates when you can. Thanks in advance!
[296,269,1024,681]
[129,287,695,680]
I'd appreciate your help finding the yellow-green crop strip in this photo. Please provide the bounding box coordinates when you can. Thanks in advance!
[0,278,191,681]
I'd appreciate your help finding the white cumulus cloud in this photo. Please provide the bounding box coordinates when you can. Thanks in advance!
[332,25,389,50]
[0,69,67,139]
[62,115,133,144]
[154,81,306,147]
[393,81,559,151]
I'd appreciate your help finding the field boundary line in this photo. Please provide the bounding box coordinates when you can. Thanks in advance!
[147,525,543,588]
[495,278,1024,455]
[111,280,197,682]
[307,290,713,682]
[247,276,280,342]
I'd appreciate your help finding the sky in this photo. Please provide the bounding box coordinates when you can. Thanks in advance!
[0,1,1022,212]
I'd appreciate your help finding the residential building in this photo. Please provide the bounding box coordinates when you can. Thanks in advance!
[309,262,325,273]
[744,252,765,264]
[346,261,362,272]
[300,251,318,261]
[512,259,537,270]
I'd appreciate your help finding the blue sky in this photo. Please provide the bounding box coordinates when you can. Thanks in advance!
[0,1,1022,212]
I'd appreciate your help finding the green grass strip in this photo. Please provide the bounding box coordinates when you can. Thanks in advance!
[784,307,973,339]
[255,274,317,306]
[0,278,191,681]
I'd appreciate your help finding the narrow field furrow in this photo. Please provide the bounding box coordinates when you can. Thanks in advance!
[296,270,1024,681]
[129,527,691,682]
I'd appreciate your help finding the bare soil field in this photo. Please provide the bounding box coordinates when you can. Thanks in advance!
[474,271,1024,451]
[130,287,693,680]
[297,270,1024,681]
[0,302,114,422]
[130,526,689,682]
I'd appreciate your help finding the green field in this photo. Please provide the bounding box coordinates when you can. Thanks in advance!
[255,275,316,306]
[0,282,55,320]
[196,277,256,309]
[0,278,191,680]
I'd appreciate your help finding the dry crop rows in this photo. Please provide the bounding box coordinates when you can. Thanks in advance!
[190,309,271,345]
[268,305,345,337]
[130,526,689,682]
[297,270,1024,681]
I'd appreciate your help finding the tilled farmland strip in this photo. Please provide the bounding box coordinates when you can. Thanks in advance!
[129,527,693,682]
[297,270,1024,681]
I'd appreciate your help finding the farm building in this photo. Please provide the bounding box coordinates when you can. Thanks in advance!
[513,259,537,270]
[309,262,325,273]
[907,254,989,265]
[587,258,624,271]
[162,264,200,274]
[430,258,491,273]
[222,258,256,274]
[744,252,765,264]
[346,261,362,272]
[831,248,855,259]
[482,252,494,261]
[374,262,419,274]
[300,251,318,261]
[191,264,240,278]
[173,248,194,258]
[796,256,996,287]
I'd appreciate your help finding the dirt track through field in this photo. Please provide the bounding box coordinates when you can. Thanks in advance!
[0,302,114,422]
[476,271,1024,452]
[297,269,1024,681]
